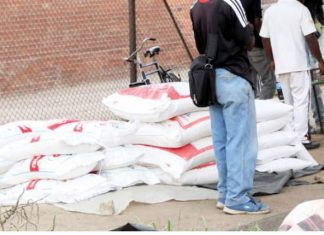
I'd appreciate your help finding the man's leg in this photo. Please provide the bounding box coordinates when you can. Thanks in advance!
[278,72,319,149]
[212,69,256,204]
[214,69,269,214]
[248,48,276,100]
[310,75,324,130]
[209,71,227,207]
[289,71,311,141]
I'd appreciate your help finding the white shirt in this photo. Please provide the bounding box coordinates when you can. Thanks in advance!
[260,0,316,75]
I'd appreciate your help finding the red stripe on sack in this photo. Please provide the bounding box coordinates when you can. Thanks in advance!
[30,136,40,143]
[145,144,214,161]
[170,116,210,129]
[47,119,80,130]
[193,161,216,170]
[26,179,41,191]
[52,154,61,158]
[18,125,32,133]
[30,155,45,172]
[117,85,189,100]
[73,123,83,132]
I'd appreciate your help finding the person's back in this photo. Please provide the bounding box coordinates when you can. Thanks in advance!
[260,0,324,149]
[190,0,255,86]
[263,1,313,74]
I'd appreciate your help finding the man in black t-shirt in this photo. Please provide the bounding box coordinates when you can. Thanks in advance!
[190,0,270,215]
[241,0,277,100]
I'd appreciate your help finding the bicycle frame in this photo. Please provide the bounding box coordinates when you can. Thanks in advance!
[124,37,181,86]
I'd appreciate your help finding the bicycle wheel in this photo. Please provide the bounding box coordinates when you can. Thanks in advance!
[165,72,181,82]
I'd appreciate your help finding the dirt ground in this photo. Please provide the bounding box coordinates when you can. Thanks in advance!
[3,135,321,232]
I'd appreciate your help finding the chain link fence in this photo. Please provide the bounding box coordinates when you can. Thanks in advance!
[0,0,199,124]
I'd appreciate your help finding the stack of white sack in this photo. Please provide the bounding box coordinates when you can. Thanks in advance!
[102,82,218,186]
[0,82,319,205]
[0,119,161,205]
[255,99,318,172]
[102,82,319,185]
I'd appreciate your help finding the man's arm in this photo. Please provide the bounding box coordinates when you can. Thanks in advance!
[230,11,255,50]
[253,0,262,33]
[190,9,205,54]
[300,6,324,75]
[261,37,275,72]
[305,33,324,75]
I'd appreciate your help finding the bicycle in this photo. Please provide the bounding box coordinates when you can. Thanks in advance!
[124,37,181,87]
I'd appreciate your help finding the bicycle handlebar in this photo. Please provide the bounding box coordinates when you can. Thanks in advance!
[124,37,156,62]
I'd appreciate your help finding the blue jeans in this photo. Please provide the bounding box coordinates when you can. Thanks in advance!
[209,68,258,207]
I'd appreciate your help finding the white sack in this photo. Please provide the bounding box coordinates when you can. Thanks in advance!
[0,175,11,189]
[295,144,319,166]
[256,158,314,173]
[95,146,143,171]
[153,161,218,186]
[257,115,291,136]
[0,119,80,148]
[90,120,138,148]
[257,145,301,165]
[255,99,293,122]
[0,179,62,206]
[279,199,324,231]
[0,158,15,175]
[114,111,211,148]
[47,174,112,204]
[136,137,214,179]
[98,166,160,188]
[258,131,299,150]
[102,82,203,122]
[0,126,102,162]
[2,152,106,186]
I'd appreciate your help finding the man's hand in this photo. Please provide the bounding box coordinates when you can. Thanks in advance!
[318,61,324,76]
[269,60,275,72]
[247,23,254,32]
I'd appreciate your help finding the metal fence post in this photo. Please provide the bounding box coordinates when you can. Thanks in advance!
[129,0,137,83]
[163,0,193,61]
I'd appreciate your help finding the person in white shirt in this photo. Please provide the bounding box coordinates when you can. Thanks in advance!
[260,0,324,150]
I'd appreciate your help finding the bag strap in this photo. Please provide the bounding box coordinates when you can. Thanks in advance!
[204,0,219,66]
[205,33,217,65]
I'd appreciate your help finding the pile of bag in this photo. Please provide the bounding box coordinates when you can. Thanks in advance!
[255,99,318,172]
[0,120,161,205]
[0,82,318,206]
[103,82,318,184]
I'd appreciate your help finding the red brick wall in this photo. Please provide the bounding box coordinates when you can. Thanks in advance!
[0,0,192,94]
[0,0,276,95]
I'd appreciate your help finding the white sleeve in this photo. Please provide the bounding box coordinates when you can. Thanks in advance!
[259,10,270,38]
[301,7,316,36]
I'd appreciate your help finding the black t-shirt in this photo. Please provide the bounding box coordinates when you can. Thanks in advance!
[241,0,263,48]
[190,0,255,88]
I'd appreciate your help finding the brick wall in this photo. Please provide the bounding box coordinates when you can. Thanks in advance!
[0,0,276,95]
[0,0,278,123]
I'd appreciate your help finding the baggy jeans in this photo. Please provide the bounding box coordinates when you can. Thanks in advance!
[209,68,258,207]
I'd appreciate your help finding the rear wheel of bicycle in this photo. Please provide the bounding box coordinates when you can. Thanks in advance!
[165,72,181,82]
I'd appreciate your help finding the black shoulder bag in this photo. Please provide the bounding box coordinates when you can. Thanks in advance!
[188,33,218,107]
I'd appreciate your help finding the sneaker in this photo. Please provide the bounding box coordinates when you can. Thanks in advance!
[223,198,270,215]
[216,198,225,209]
[303,141,320,150]
[302,135,320,150]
